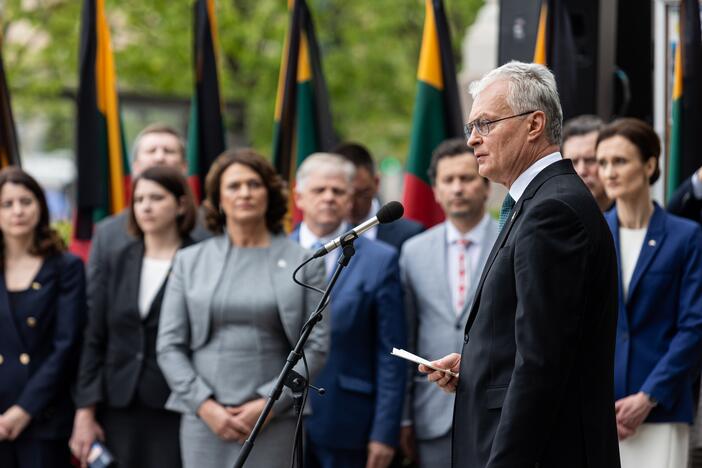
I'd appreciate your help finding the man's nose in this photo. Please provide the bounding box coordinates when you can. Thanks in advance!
[467,129,481,148]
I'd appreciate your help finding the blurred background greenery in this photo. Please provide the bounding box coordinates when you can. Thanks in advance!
[1,0,483,162]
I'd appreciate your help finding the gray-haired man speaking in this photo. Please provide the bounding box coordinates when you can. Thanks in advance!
[422,62,620,467]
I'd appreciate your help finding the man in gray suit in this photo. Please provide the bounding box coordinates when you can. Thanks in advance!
[399,138,498,468]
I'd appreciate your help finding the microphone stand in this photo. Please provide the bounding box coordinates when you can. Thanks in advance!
[233,241,357,468]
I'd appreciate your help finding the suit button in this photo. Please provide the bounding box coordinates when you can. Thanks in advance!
[19,353,30,365]
[0,354,3,365]
[26,316,37,328]
[136,352,144,361]
[464,334,469,343]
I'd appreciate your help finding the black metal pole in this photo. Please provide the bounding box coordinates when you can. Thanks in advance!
[233,243,356,468]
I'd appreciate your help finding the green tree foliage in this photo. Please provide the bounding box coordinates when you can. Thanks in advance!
[1,0,483,160]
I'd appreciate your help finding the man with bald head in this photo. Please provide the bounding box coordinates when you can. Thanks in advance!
[423,62,620,467]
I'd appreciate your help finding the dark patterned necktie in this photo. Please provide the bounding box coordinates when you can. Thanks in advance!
[498,193,515,231]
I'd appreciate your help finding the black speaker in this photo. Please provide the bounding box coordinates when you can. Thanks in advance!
[498,0,618,121]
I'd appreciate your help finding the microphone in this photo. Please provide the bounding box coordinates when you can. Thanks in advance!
[312,201,404,258]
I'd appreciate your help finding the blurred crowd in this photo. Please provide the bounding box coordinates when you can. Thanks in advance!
[0,113,701,468]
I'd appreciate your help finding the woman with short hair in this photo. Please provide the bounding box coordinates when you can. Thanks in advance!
[597,118,702,468]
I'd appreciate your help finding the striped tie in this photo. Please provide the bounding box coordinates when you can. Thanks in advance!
[498,194,515,231]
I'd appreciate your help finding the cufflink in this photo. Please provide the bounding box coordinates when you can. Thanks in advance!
[26,316,37,328]
[19,353,30,365]
[31,282,41,290]
[0,354,4,365]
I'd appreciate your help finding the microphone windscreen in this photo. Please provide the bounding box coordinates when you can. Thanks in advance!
[376,201,404,224]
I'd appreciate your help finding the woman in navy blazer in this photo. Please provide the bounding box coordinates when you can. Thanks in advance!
[0,168,86,468]
[70,167,198,468]
[597,118,702,468]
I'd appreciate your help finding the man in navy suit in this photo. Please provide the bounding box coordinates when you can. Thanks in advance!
[291,153,407,468]
[334,142,424,251]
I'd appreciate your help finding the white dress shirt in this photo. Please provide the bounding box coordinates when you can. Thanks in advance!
[299,222,348,276]
[138,257,172,318]
[509,152,563,202]
[446,214,492,315]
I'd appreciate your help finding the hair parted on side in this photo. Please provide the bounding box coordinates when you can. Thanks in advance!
[0,167,65,263]
[469,61,563,145]
[427,138,486,186]
[596,118,661,186]
[295,153,356,193]
[562,114,604,144]
[127,166,197,238]
[130,123,186,163]
[203,148,287,234]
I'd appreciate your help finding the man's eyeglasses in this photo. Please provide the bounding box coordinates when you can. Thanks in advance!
[463,110,536,139]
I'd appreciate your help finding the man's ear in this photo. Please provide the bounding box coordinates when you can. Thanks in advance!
[526,111,547,142]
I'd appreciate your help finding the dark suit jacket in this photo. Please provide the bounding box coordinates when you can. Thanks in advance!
[76,237,194,409]
[0,253,86,440]
[290,231,407,450]
[606,204,702,423]
[452,160,620,468]
[376,217,424,251]
[668,176,702,224]
[87,211,209,323]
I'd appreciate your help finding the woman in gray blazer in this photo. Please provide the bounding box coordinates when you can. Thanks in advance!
[157,148,328,468]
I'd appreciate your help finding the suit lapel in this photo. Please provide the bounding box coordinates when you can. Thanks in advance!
[121,241,145,321]
[626,204,666,303]
[0,273,24,349]
[458,220,495,322]
[435,225,457,321]
[605,210,625,311]
[464,160,573,333]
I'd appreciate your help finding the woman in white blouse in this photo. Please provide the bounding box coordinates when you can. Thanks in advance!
[70,166,198,468]
[596,118,702,468]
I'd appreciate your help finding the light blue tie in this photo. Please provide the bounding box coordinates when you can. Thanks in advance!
[498,194,515,231]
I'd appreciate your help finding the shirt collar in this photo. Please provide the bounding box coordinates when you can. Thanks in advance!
[445,213,491,246]
[508,152,562,202]
[299,222,348,250]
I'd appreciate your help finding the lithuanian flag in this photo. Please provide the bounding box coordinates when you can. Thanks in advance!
[0,31,20,168]
[273,0,335,225]
[402,0,463,228]
[533,0,578,120]
[667,0,702,199]
[72,0,128,259]
[187,0,225,201]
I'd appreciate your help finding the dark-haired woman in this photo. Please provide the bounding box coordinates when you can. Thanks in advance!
[70,166,198,468]
[597,118,702,468]
[0,168,85,468]
[157,148,328,467]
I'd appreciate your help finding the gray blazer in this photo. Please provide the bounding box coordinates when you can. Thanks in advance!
[399,218,499,440]
[156,234,328,416]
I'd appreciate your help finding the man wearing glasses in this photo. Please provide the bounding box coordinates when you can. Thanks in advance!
[420,62,620,467]
[562,115,612,212]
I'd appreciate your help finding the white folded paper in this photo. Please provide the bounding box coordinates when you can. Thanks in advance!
[391,347,459,378]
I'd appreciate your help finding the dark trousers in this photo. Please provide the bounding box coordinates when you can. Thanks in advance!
[99,403,181,468]
[0,438,72,468]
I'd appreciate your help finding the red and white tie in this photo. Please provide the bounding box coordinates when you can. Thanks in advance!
[456,239,471,314]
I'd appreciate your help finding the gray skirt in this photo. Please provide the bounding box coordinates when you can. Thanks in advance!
[180,413,297,468]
